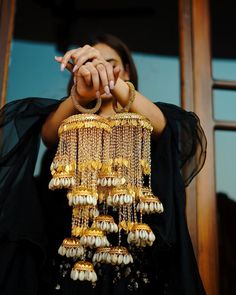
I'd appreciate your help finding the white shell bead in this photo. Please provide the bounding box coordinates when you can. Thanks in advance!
[135,230,139,240]
[129,232,134,240]
[149,231,155,242]
[110,223,114,232]
[87,236,92,245]
[58,246,65,256]
[88,271,93,281]
[144,231,149,240]
[97,253,102,262]
[160,203,164,212]
[124,255,130,264]
[95,237,101,247]
[101,223,106,231]
[106,254,111,263]
[114,224,118,233]
[91,272,97,282]
[72,269,79,280]
[120,195,124,205]
[112,254,118,264]
[118,255,123,264]
[79,271,85,281]
[150,203,154,211]
[93,253,97,262]
[91,236,95,245]
[84,271,89,281]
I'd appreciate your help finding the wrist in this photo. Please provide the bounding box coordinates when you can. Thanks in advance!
[71,87,95,108]
[111,78,130,107]
[70,84,101,114]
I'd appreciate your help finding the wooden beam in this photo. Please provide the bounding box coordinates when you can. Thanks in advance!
[0,0,16,108]
[192,0,219,294]
[215,120,236,131]
[213,79,236,90]
[178,0,198,257]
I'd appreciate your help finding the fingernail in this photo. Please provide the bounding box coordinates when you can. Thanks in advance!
[73,65,79,72]
[60,63,65,71]
[104,85,110,95]
[96,91,100,99]
[109,80,115,90]
[73,76,76,84]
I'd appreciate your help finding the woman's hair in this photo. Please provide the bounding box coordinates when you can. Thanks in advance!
[67,33,138,94]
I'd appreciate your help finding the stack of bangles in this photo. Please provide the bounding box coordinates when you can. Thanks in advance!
[70,81,136,114]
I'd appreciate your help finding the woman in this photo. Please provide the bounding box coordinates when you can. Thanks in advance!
[0,34,206,294]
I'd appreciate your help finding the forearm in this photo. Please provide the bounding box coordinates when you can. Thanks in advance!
[111,78,167,137]
[41,96,78,148]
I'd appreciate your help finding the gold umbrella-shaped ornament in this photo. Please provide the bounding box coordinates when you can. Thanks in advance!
[48,103,164,284]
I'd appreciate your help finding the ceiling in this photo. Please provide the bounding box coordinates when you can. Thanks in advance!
[13,0,236,58]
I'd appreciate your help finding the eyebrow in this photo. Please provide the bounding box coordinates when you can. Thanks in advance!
[106,58,119,63]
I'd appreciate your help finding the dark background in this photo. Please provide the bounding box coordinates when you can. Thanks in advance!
[14,0,236,57]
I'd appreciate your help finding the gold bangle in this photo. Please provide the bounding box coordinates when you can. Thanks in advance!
[70,84,102,114]
[112,81,136,113]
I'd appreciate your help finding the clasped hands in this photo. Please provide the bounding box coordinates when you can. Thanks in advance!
[55,45,121,104]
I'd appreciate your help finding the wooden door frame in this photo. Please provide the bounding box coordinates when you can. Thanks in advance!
[0,0,15,108]
[179,0,221,294]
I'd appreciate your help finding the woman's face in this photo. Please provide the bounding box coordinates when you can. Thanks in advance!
[93,43,130,99]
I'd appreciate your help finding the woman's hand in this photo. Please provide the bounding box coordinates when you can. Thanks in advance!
[55,45,120,102]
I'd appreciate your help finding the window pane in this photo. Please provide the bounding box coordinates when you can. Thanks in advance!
[213,89,236,121]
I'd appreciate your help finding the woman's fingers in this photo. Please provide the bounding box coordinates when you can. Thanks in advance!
[82,63,100,98]
[93,60,115,91]
[88,62,110,95]
[77,65,92,86]
[113,65,121,82]
[54,56,74,72]
[72,46,101,72]
[95,60,120,89]
[58,49,77,71]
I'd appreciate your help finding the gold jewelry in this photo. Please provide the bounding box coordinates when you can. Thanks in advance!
[71,84,102,114]
[112,81,136,113]
[49,110,164,283]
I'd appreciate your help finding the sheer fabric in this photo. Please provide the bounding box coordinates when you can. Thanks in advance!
[0,97,206,294]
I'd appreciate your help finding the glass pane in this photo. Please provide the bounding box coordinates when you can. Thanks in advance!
[215,131,236,295]
[211,1,236,80]
[213,89,236,121]
[212,59,236,81]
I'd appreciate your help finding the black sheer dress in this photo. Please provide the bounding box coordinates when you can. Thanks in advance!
[0,97,207,295]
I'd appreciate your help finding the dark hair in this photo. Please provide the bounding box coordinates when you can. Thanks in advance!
[67,33,138,94]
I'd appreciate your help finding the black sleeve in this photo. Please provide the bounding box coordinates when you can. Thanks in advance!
[154,102,207,186]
